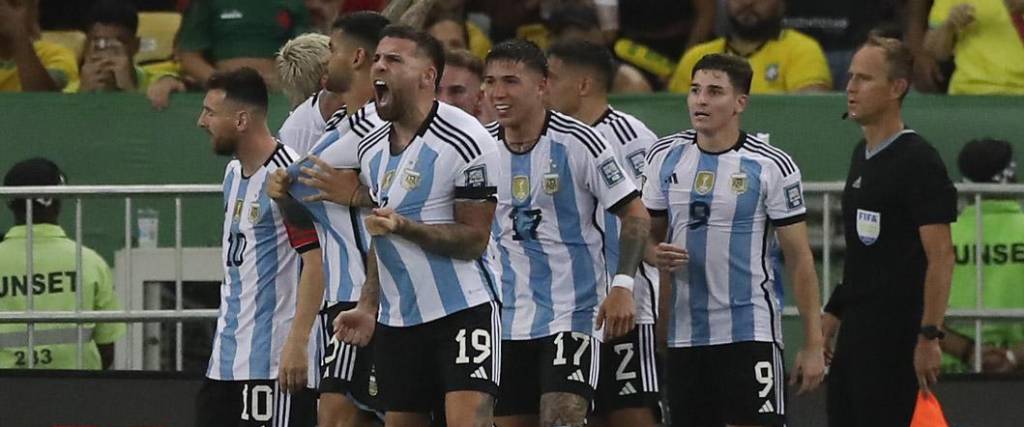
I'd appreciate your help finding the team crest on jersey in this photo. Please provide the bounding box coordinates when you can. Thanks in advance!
[248,202,260,223]
[765,63,780,82]
[232,199,244,222]
[381,170,396,191]
[730,172,748,194]
[402,168,421,190]
[599,159,626,187]
[694,171,716,195]
[512,175,530,202]
[543,172,559,194]
[856,209,881,245]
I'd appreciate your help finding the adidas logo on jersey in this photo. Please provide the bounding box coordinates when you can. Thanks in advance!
[852,177,861,189]
[470,366,489,381]
[566,369,586,383]
[618,382,637,396]
[758,400,775,414]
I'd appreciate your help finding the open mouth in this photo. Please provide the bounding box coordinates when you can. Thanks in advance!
[374,79,390,105]
[493,103,510,115]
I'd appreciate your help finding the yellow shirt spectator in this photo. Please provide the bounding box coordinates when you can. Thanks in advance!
[0,40,79,92]
[668,29,832,94]
[929,0,1024,94]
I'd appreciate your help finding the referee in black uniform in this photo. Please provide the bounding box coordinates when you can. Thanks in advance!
[824,36,957,427]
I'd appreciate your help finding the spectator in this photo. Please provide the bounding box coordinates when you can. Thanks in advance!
[668,0,832,93]
[0,158,126,370]
[784,0,908,90]
[0,0,78,91]
[905,0,953,93]
[424,0,492,59]
[617,0,716,63]
[304,0,342,34]
[439,48,493,123]
[276,32,345,156]
[548,4,652,93]
[941,138,1024,373]
[75,0,186,108]
[924,0,1024,94]
[176,0,310,91]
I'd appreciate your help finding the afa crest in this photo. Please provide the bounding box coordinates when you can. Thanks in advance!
[543,172,559,194]
[512,175,530,202]
[730,173,748,195]
[694,171,716,195]
[248,202,260,223]
[402,168,421,190]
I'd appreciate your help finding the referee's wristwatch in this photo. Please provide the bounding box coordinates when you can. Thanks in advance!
[919,325,946,340]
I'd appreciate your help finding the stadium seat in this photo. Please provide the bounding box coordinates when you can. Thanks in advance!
[136,12,181,64]
[40,30,87,62]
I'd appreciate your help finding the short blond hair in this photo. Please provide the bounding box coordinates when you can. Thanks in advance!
[276,33,331,107]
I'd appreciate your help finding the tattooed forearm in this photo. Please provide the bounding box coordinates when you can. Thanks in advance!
[396,222,490,260]
[616,215,651,277]
[539,392,588,427]
[358,244,381,309]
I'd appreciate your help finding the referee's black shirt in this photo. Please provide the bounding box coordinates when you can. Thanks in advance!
[825,130,957,327]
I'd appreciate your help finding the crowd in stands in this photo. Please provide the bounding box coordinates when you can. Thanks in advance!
[2,0,1021,103]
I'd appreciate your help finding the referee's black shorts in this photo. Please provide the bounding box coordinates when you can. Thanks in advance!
[826,307,919,427]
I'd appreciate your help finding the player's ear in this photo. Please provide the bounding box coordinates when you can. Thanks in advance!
[352,47,367,68]
[235,109,250,131]
[734,93,749,116]
[578,75,592,97]
[891,77,909,101]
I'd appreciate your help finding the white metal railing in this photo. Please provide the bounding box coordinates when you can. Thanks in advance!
[1,183,1023,373]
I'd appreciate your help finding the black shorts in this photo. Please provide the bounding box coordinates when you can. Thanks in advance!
[666,341,785,427]
[318,301,380,412]
[595,324,662,416]
[374,301,501,413]
[494,331,601,416]
[195,379,316,427]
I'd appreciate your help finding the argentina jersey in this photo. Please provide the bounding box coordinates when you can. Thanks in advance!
[279,90,330,156]
[592,107,661,325]
[356,101,501,327]
[208,144,310,380]
[287,102,385,303]
[642,130,806,348]
[490,111,639,341]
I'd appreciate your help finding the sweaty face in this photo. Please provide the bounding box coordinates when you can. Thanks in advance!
[197,90,240,156]
[687,69,746,134]
[727,0,783,40]
[483,59,547,130]
[439,65,482,115]
[428,20,468,51]
[846,46,905,124]
[325,30,356,93]
[371,37,434,121]
[544,56,582,116]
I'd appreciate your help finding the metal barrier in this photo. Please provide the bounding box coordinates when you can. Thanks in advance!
[1,183,1023,372]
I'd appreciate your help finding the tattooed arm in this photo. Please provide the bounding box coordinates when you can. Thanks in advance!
[335,243,379,347]
[540,392,588,427]
[364,199,496,260]
[612,196,651,277]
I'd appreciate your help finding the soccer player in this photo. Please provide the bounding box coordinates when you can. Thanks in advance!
[483,39,650,427]
[194,67,320,427]
[276,32,346,156]
[545,39,662,427]
[331,25,503,427]
[824,36,956,427]
[268,10,392,427]
[643,53,826,427]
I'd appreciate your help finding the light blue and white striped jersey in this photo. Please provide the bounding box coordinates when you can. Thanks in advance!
[592,107,661,325]
[287,102,385,303]
[642,130,806,348]
[279,90,329,156]
[356,101,502,327]
[489,111,639,341]
[208,144,305,380]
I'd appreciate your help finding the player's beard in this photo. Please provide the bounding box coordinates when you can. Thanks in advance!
[729,13,782,41]
[212,135,238,156]
[375,84,406,122]
[325,66,352,93]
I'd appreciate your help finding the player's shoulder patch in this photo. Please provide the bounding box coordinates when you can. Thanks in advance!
[599,158,626,187]
[784,182,804,210]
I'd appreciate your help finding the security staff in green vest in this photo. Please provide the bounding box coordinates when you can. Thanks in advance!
[0,158,125,369]
[941,138,1024,373]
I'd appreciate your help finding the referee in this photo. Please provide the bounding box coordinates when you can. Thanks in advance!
[824,36,957,427]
